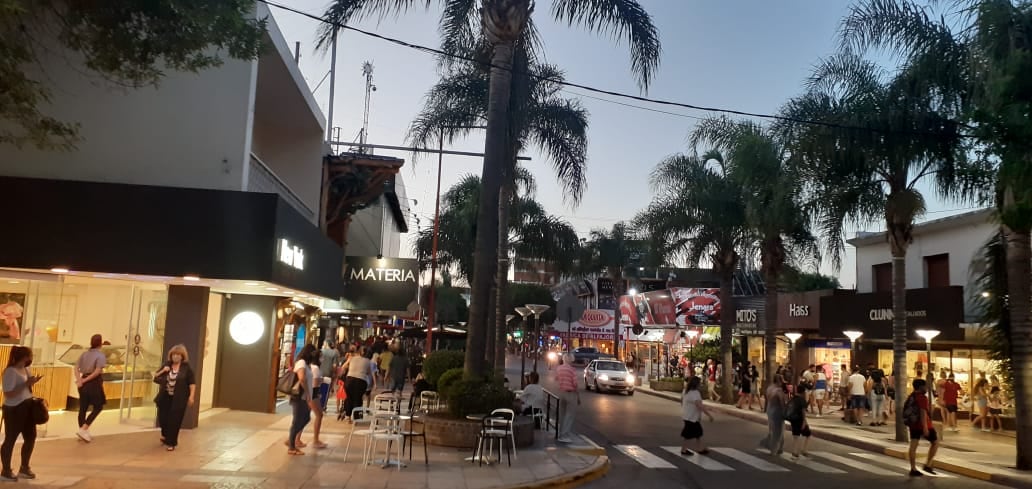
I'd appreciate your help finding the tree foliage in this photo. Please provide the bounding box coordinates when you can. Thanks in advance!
[780,268,841,292]
[1,0,266,148]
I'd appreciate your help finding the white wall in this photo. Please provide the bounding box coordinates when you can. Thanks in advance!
[1,44,256,192]
[852,216,996,293]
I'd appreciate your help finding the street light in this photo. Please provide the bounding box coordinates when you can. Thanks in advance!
[628,288,638,296]
[686,329,699,376]
[843,330,863,370]
[916,329,941,401]
[515,307,532,387]
[785,332,802,370]
[527,304,551,374]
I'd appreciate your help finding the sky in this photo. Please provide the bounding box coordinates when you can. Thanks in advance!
[269,1,983,289]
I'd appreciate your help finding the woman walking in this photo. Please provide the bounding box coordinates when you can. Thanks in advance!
[287,344,316,455]
[735,363,754,410]
[307,352,327,449]
[340,346,371,422]
[680,376,714,455]
[786,385,812,458]
[1,346,39,481]
[971,378,990,432]
[153,344,196,451]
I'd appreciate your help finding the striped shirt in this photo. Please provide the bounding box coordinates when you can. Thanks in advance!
[556,364,578,392]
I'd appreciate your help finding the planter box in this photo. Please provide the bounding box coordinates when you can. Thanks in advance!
[651,380,685,392]
[423,413,535,449]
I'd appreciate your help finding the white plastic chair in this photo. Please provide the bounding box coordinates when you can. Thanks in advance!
[365,413,404,471]
[343,407,374,463]
[490,408,517,461]
[419,391,440,412]
[373,393,401,414]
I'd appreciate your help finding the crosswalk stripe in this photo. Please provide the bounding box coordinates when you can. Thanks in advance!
[615,445,677,469]
[778,452,846,473]
[660,447,734,471]
[711,447,790,472]
[809,452,899,476]
[850,452,955,478]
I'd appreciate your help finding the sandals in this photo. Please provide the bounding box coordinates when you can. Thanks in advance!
[166,446,175,452]
[283,440,308,448]
[287,449,305,455]
[312,441,328,449]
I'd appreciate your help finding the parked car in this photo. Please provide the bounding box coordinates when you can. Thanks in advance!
[572,347,601,365]
[584,359,635,395]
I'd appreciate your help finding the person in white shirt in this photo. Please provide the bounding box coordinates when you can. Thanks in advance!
[680,376,714,456]
[287,344,316,455]
[848,367,868,426]
[520,372,546,428]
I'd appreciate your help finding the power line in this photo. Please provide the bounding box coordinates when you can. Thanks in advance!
[257,0,971,138]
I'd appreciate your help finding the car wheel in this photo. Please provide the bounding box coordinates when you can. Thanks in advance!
[627,390,635,396]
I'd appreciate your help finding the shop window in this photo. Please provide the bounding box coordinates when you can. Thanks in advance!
[872,263,892,292]
[924,253,950,287]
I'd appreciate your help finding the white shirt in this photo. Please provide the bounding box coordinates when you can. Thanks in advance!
[849,373,867,396]
[803,370,815,382]
[682,390,703,422]
[521,384,546,411]
[294,359,313,401]
[2,367,31,407]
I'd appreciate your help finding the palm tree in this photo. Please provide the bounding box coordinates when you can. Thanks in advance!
[320,0,661,378]
[836,0,1032,465]
[578,223,636,360]
[689,116,819,385]
[408,51,588,372]
[635,152,752,402]
[781,53,979,441]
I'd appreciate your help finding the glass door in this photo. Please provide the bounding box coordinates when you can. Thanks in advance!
[119,286,167,425]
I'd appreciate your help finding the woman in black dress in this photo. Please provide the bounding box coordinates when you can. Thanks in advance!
[153,344,196,451]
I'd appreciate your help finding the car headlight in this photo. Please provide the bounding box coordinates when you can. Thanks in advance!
[598,374,609,381]
[626,374,635,383]
[547,351,557,360]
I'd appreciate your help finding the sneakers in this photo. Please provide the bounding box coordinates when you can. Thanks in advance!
[923,465,937,475]
[77,428,92,443]
[17,468,34,480]
[909,469,923,477]
[556,437,573,444]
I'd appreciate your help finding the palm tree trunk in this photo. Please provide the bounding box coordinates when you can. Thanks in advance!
[890,246,908,442]
[486,283,497,373]
[720,270,736,403]
[763,265,779,385]
[612,271,625,360]
[463,41,515,378]
[493,181,514,374]
[1003,223,1032,469]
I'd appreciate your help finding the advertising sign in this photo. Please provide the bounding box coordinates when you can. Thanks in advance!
[560,309,616,340]
[819,286,965,341]
[671,288,721,325]
[342,256,419,312]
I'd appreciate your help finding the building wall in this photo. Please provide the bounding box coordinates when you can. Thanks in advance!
[345,197,404,258]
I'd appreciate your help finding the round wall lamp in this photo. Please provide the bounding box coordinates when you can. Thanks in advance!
[229,311,265,345]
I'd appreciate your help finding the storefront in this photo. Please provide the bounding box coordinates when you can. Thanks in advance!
[0,176,345,433]
[325,256,420,344]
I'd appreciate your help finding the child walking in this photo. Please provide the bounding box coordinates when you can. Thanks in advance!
[680,376,715,456]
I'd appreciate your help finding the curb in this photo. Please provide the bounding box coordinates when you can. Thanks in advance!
[567,433,607,456]
[638,387,1029,488]
[497,456,610,489]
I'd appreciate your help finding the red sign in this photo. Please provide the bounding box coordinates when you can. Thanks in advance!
[580,309,612,327]
[564,309,616,340]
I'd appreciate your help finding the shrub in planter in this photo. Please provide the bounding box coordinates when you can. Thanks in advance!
[651,376,686,392]
[423,350,464,387]
[436,368,464,399]
[446,378,514,418]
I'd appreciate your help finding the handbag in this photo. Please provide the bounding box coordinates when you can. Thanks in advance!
[276,369,301,396]
[30,397,48,425]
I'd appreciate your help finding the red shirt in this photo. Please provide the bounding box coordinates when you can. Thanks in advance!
[915,392,933,429]
[943,381,961,405]
[556,364,578,392]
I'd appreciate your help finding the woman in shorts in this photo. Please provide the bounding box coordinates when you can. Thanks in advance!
[987,386,1004,432]
[812,366,828,417]
[679,376,714,456]
[787,384,812,458]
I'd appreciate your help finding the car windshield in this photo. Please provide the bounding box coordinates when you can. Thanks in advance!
[575,348,597,353]
[595,361,626,372]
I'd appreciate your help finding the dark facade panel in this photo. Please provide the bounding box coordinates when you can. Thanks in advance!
[819,286,965,341]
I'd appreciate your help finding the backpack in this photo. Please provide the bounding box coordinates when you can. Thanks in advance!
[901,393,921,427]
[277,368,301,396]
[872,381,885,395]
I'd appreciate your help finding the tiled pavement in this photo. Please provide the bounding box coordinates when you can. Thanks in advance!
[19,409,604,489]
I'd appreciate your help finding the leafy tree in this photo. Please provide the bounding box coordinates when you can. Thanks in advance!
[635,153,753,402]
[689,116,819,384]
[779,268,841,292]
[781,52,983,441]
[419,271,470,325]
[1,0,266,148]
[320,0,660,378]
[577,223,637,360]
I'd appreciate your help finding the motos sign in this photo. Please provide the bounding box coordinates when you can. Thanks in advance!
[342,256,419,312]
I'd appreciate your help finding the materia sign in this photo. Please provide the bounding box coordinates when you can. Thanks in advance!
[342,256,419,312]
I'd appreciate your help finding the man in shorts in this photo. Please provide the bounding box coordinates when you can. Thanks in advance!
[908,379,940,476]
[847,366,867,425]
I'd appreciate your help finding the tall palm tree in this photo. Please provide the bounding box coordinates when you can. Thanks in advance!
[635,152,752,402]
[837,0,1032,464]
[320,0,660,378]
[408,51,588,372]
[781,53,978,441]
[690,116,819,385]
[578,223,636,360]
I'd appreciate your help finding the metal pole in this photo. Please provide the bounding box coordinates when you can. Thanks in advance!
[426,129,444,356]
[326,29,338,142]
[532,314,539,374]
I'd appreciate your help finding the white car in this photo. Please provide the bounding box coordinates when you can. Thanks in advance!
[584,359,635,395]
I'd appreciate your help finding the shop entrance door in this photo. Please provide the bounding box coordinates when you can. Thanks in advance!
[118,286,167,426]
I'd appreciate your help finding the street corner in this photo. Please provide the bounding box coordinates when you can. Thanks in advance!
[500,455,610,489]
[547,433,606,456]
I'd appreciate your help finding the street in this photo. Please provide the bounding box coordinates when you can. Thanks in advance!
[507,357,1010,489]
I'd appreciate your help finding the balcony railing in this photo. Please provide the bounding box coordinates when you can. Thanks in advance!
[248,153,317,224]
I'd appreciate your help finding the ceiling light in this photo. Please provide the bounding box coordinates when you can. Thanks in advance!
[245,282,260,286]
[50,267,69,273]
[183,275,200,282]
[7,281,20,284]
[265,287,278,291]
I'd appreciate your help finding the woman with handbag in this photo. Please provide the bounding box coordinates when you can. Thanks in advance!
[1,346,39,481]
[152,344,196,451]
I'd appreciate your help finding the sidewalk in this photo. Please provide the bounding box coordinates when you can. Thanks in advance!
[637,384,1032,488]
[21,409,608,489]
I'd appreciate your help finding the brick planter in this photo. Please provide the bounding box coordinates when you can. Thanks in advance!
[423,413,535,449]
[650,379,685,392]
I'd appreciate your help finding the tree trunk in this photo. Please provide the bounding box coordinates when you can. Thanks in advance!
[1003,223,1032,469]
[763,265,779,385]
[493,181,514,374]
[720,270,736,403]
[612,271,624,360]
[890,247,909,442]
[463,41,514,378]
[486,283,497,374]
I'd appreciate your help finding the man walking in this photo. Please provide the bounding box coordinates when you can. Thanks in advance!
[555,354,580,443]
[74,334,107,442]
[907,379,940,476]
[847,366,867,426]
[941,373,962,432]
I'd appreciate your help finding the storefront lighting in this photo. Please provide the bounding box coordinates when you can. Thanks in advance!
[981,291,991,298]
[7,281,20,284]
[229,311,265,345]
[183,275,200,282]
[50,267,69,273]
[843,330,863,342]
[265,287,278,291]
[245,282,260,286]
[916,329,940,343]
[628,288,638,296]
[784,332,802,344]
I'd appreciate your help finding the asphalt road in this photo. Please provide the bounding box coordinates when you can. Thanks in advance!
[506,356,1008,489]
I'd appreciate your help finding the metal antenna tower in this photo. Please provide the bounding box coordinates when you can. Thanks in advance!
[359,61,376,153]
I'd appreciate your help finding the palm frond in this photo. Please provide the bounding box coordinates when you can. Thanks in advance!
[318,0,433,50]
